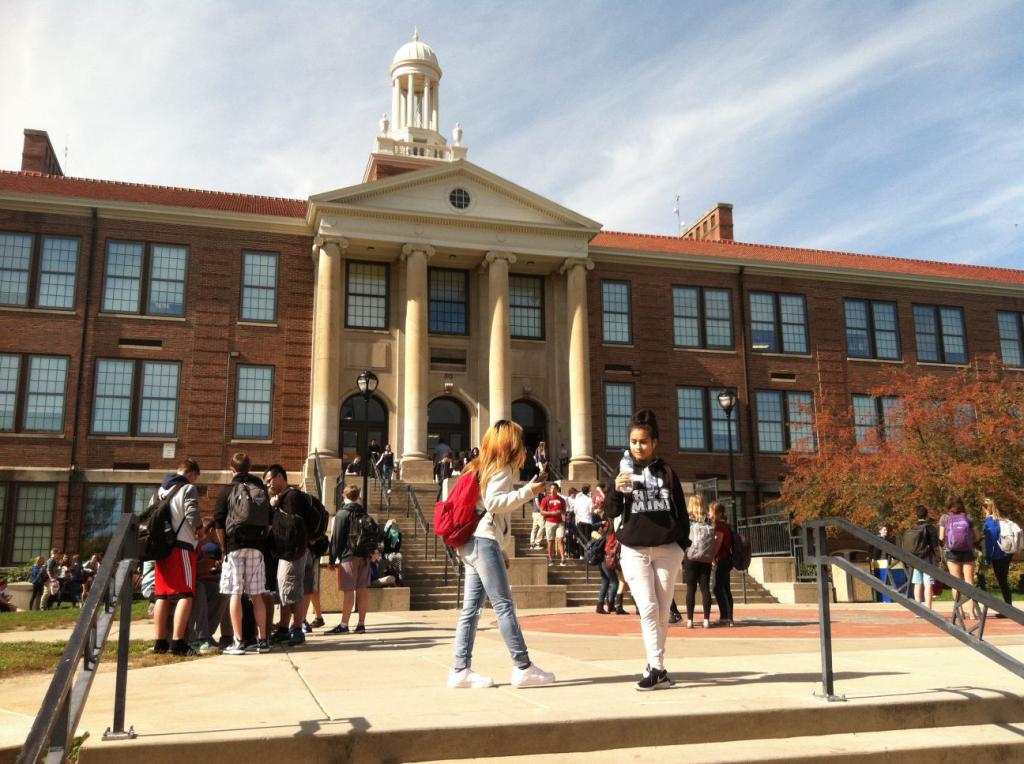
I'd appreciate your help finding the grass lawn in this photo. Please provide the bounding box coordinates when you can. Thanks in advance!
[0,639,213,678]
[0,599,151,633]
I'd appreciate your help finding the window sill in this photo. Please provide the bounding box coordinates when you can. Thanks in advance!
[752,352,812,359]
[0,432,66,439]
[511,337,546,344]
[231,439,274,444]
[237,321,279,328]
[88,435,178,441]
[344,326,390,335]
[674,347,737,355]
[99,313,187,323]
[602,343,634,349]
[678,449,742,455]
[847,357,904,364]
[916,361,969,369]
[0,306,78,316]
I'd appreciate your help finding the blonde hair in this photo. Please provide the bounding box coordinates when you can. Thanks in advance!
[464,419,526,492]
[982,497,1004,520]
[687,494,707,523]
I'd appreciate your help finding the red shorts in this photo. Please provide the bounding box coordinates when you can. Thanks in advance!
[155,547,198,598]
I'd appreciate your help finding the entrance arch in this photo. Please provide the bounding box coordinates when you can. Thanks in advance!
[427,396,470,458]
[339,394,389,467]
[512,399,548,456]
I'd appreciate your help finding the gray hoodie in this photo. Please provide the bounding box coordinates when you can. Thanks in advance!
[157,473,201,550]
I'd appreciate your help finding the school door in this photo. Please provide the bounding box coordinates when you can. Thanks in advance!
[339,394,388,466]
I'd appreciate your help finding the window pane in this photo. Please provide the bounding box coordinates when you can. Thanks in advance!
[602,282,631,343]
[881,396,901,441]
[37,237,79,309]
[0,233,33,307]
[24,356,68,432]
[780,295,808,353]
[139,362,179,435]
[102,241,144,313]
[750,293,777,352]
[940,307,966,364]
[429,269,468,334]
[677,387,706,449]
[82,485,126,558]
[673,288,700,347]
[236,365,273,438]
[852,394,877,449]
[12,485,55,564]
[241,252,278,322]
[605,383,634,448]
[998,312,1023,367]
[845,300,869,357]
[914,306,940,362]
[131,484,158,515]
[704,289,732,348]
[0,354,19,431]
[147,244,187,316]
[756,391,784,452]
[93,360,134,434]
[509,275,543,339]
[347,262,388,329]
[787,392,816,452]
[710,389,739,452]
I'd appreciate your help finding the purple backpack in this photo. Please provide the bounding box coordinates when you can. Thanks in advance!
[944,513,973,552]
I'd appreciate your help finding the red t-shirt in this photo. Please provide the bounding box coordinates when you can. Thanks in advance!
[714,521,733,564]
[540,496,565,523]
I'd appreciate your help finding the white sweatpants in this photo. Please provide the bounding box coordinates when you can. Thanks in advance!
[620,542,685,671]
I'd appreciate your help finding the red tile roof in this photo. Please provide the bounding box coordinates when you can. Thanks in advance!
[0,170,309,218]
[591,231,1024,287]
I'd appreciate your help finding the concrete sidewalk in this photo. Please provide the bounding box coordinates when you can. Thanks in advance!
[2,605,1024,763]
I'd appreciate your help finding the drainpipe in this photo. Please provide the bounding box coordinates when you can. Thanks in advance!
[736,266,762,509]
[65,207,98,551]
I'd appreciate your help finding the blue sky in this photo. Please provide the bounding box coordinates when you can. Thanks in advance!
[1,1,1021,267]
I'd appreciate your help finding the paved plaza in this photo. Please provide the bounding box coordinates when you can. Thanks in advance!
[2,603,1024,763]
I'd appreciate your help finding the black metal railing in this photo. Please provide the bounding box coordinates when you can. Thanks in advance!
[312,448,326,502]
[405,485,439,559]
[805,517,1024,701]
[368,459,392,519]
[593,454,616,481]
[737,512,794,557]
[17,514,140,764]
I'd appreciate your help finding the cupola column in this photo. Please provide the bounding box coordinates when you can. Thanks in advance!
[406,73,415,128]
[431,83,439,131]
[561,258,598,480]
[422,80,431,130]
[400,243,436,482]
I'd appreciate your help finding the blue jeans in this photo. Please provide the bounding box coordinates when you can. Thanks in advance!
[453,537,530,670]
[598,561,619,606]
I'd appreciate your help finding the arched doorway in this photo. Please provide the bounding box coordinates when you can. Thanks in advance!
[339,394,389,467]
[512,399,548,456]
[427,396,470,459]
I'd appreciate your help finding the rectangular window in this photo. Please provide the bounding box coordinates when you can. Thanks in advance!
[102,240,186,317]
[241,251,278,322]
[235,365,274,439]
[601,281,632,344]
[3,484,56,564]
[853,394,901,450]
[91,359,180,436]
[101,241,144,313]
[346,261,388,329]
[673,287,733,349]
[997,311,1024,367]
[845,299,900,360]
[82,484,157,558]
[604,382,634,448]
[509,275,544,339]
[428,268,468,334]
[750,292,808,354]
[756,390,816,453]
[0,353,68,433]
[0,233,79,309]
[913,304,966,364]
[676,387,740,452]
[147,244,188,316]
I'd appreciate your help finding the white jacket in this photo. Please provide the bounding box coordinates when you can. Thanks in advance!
[472,465,535,552]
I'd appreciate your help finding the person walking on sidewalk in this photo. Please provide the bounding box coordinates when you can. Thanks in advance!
[605,410,690,691]
[710,501,735,627]
[939,494,981,619]
[540,483,567,566]
[448,420,555,689]
[903,505,939,610]
[982,497,1013,614]
[596,522,621,614]
[326,484,376,635]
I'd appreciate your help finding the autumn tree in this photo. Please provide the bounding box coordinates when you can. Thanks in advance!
[781,359,1024,533]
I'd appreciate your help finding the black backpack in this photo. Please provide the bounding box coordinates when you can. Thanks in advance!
[138,483,186,562]
[903,523,933,561]
[585,537,605,566]
[731,530,752,572]
[306,492,330,557]
[226,480,271,543]
[349,508,381,559]
[271,507,308,562]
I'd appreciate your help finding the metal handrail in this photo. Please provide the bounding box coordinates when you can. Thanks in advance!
[367,458,391,518]
[805,517,1024,701]
[17,514,139,764]
[312,448,326,501]
[593,454,616,481]
[405,485,439,559]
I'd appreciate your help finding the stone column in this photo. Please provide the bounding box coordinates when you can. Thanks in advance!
[309,237,348,457]
[422,80,431,131]
[485,251,516,424]
[400,243,435,482]
[432,83,439,131]
[561,258,597,480]
[407,73,415,127]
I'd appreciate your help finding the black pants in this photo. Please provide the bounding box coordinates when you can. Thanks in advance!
[577,523,594,547]
[684,560,713,620]
[992,557,1013,605]
[713,560,735,620]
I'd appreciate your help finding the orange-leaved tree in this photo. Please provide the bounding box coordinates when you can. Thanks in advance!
[780,359,1024,534]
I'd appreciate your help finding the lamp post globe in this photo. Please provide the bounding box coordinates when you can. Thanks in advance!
[717,389,737,416]
[357,369,379,400]
[355,370,379,512]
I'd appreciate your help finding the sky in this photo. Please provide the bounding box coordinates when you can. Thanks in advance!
[1,1,1022,268]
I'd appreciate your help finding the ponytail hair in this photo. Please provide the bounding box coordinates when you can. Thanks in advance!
[628,409,660,440]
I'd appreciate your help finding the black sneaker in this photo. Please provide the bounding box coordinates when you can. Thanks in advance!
[635,665,673,691]
[310,617,325,628]
[170,639,197,657]
[269,626,291,644]
[256,639,271,654]
[669,612,683,624]
[150,639,170,654]
[324,623,349,635]
[354,623,366,634]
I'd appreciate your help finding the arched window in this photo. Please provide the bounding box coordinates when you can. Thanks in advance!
[339,394,388,466]
[427,396,470,457]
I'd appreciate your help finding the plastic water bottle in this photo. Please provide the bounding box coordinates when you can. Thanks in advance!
[618,452,634,494]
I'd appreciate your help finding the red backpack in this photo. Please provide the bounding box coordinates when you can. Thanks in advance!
[434,472,482,547]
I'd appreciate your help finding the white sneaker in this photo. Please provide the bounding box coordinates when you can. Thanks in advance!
[223,639,246,656]
[510,663,555,688]
[447,668,495,689]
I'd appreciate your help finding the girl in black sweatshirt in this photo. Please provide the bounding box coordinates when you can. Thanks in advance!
[605,409,690,691]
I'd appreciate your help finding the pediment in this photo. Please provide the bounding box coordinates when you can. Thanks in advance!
[310,160,601,233]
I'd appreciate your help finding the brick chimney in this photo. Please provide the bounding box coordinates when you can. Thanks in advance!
[682,203,733,241]
[21,129,64,176]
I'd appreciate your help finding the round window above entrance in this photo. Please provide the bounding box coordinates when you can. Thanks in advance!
[449,188,471,210]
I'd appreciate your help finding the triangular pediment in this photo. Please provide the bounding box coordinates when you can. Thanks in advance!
[310,160,601,232]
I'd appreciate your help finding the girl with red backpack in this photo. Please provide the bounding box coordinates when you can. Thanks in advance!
[938,494,981,619]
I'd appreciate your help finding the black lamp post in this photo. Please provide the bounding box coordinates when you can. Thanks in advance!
[356,370,379,512]
[716,389,738,526]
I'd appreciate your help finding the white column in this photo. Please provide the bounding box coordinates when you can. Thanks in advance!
[561,258,597,479]
[401,243,435,481]
[485,251,516,424]
[422,79,431,131]
[391,80,400,129]
[407,73,415,128]
[309,237,348,456]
